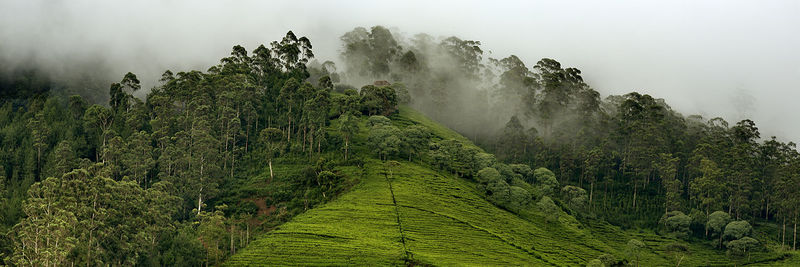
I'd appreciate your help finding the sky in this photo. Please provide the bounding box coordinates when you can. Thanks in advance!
[1,0,799,142]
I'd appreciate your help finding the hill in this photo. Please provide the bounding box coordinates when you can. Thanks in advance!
[227,106,798,266]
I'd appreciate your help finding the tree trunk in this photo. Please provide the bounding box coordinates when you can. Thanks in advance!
[344,137,349,160]
[197,191,203,216]
[766,200,769,220]
[705,208,709,237]
[268,160,274,183]
[782,218,786,250]
[589,182,594,210]
[794,221,797,251]
[633,181,638,211]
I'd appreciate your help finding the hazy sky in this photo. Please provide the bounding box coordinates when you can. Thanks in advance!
[2,0,799,142]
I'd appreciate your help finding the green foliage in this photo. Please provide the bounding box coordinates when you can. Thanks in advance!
[626,239,645,267]
[661,211,691,239]
[726,236,758,258]
[476,167,501,184]
[707,211,731,237]
[537,196,560,222]
[534,167,558,196]
[359,85,397,116]
[586,258,604,267]
[367,123,403,161]
[367,115,391,127]
[723,220,753,242]
[561,185,588,215]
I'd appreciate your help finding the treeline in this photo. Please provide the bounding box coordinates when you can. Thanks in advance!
[335,25,800,253]
[0,31,403,266]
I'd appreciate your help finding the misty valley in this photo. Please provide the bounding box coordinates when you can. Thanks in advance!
[2,4,800,266]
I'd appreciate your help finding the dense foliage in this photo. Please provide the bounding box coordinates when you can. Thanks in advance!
[0,31,403,266]
[334,25,800,259]
[1,25,799,265]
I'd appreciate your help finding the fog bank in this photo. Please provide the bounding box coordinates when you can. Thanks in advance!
[1,0,798,142]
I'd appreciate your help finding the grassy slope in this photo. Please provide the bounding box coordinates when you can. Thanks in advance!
[227,106,795,266]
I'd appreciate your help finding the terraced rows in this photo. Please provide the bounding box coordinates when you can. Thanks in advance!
[225,161,406,266]
[228,158,620,265]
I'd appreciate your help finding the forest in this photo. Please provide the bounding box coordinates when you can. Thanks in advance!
[0,26,799,266]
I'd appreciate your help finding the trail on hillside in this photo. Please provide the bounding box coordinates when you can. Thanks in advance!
[383,170,412,262]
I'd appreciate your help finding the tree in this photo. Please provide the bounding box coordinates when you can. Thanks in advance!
[83,105,114,162]
[661,211,692,239]
[401,125,431,161]
[537,196,560,222]
[690,156,725,227]
[10,177,78,267]
[586,259,604,267]
[498,115,528,161]
[727,237,759,261]
[476,167,502,184]
[583,147,603,207]
[27,111,49,176]
[198,205,228,266]
[338,113,359,160]
[368,124,402,161]
[260,128,283,183]
[48,140,77,178]
[279,78,300,143]
[626,239,645,267]
[271,31,314,71]
[367,115,391,127]
[656,153,681,212]
[561,185,588,215]
[360,85,397,116]
[123,131,155,186]
[707,211,732,247]
[534,167,558,196]
[723,220,753,242]
[507,186,532,213]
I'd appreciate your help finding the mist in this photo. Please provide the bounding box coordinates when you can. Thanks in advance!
[1,0,799,143]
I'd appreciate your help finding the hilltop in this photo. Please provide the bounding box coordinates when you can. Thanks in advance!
[227,106,798,266]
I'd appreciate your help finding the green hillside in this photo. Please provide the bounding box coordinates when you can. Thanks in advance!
[227,106,798,266]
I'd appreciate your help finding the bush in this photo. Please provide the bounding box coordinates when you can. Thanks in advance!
[474,153,496,171]
[507,186,531,212]
[598,253,618,267]
[537,196,560,222]
[707,211,731,246]
[476,167,502,184]
[661,211,691,239]
[561,185,588,214]
[626,239,645,267]
[367,115,391,127]
[586,259,604,267]
[723,220,752,242]
[486,179,511,207]
[494,163,519,183]
[509,164,533,182]
[726,236,758,259]
[534,167,558,196]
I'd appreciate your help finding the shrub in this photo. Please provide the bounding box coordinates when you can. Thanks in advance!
[367,115,391,127]
[586,259,604,267]
[723,220,752,242]
[476,167,502,184]
[537,196,560,222]
[706,211,731,247]
[726,236,758,260]
[626,239,645,267]
[507,186,531,213]
[534,167,558,196]
[661,211,691,239]
[561,185,588,214]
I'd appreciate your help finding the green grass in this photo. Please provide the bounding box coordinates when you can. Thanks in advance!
[227,106,797,266]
